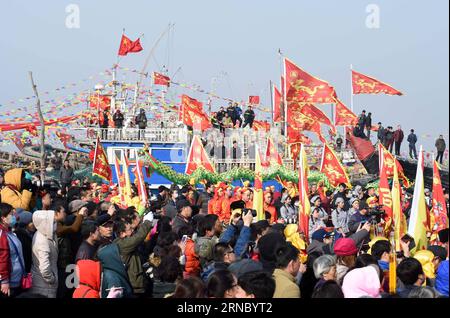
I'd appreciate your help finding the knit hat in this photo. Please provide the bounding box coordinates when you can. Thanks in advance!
[17,211,33,226]
[349,197,360,206]
[342,265,381,298]
[334,238,358,256]
[335,197,345,205]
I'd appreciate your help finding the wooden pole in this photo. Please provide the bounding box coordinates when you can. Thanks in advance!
[29,71,46,182]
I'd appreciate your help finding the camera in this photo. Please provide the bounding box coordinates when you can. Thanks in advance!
[367,206,385,222]
[242,208,257,217]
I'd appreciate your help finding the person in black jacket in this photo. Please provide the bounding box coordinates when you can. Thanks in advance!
[113,109,124,139]
[407,129,418,159]
[242,106,255,129]
[377,122,386,145]
[365,112,372,138]
[135,108,147,140]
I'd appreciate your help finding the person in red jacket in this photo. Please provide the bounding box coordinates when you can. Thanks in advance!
[179,225,200,279]
[73,260,101,298]
[220,186,233,224]
[0,206,12,298]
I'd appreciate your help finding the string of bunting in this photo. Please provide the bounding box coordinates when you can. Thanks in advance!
[115,65,272,113]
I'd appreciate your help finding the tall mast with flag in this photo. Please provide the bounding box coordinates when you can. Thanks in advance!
[253,144,265,221]
[298,143,310,241]
[408,146,428,252]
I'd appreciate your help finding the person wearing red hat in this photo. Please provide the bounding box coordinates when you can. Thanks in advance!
[334,238,358,284]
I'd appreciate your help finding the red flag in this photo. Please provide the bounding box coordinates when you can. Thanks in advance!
[249,96,260,104]
[132,158,148,206]
[272,84,282,123]
[300,104,335,132]
[92,137,112,183]
[181,95,211,131]
[352,70,403,96]
[431,161,448,238]
[118,34,143,56]
[284,58,337,104]
[263,138,283,168]
[379,147,393,220]
[346,127,375,161]
[320,143,351,188]
[55,132,73,148]
[153,72,170,87]
[185,135,215,175]
[89,95,111,110]
[252,120,271,132]
[379,143,411,188]
[334,99,358,126]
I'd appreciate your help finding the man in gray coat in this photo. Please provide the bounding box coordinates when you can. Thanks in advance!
[435,135,446,164]
[59,160,74,193]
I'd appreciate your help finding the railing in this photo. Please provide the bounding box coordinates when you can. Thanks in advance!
[72,127,188,144]
[212,158,294,173]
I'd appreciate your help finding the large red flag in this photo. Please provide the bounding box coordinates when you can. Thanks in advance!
[92,137,112,183]
[334,99,358,126]
[272,84,282,123]
[320,143,351,188]
[185,135,215,175]
[118,34,143,56]
[181,95,211,131]
[153,72,170,87]
[378,144,393,220]
[352,70,403,96]
[284,58,337,104]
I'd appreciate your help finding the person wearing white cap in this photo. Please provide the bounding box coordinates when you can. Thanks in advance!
[310,195,329,224]
[331,197,349,237]
[348,197,360,218]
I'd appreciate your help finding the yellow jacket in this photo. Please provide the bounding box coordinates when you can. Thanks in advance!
[1,168,32,210]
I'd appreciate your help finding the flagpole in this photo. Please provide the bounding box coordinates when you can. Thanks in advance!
[269,80,274,125]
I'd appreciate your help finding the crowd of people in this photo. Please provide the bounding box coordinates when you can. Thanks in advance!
[0,163,448,299]
[353,110,447,163]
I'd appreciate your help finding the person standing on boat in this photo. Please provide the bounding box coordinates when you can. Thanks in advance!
[100,110,109,139]
[113,109,124,140]
[135,108,147,140]
[393,125,404,156]
[364,112,372,139]
[234,102,243,127]
[435,135,446,165]
[407,129,418,160]
[242,106,255,129]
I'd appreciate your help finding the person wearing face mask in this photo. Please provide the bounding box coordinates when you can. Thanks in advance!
[0,203,26,298]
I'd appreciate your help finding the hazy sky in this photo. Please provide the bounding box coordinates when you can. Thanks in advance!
[0,0,448,152]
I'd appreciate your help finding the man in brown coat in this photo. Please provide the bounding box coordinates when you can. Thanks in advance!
[393,125,404,156]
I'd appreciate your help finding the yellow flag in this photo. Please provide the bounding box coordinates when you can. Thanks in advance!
[408,146,428,253]
[253,145,265,221]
